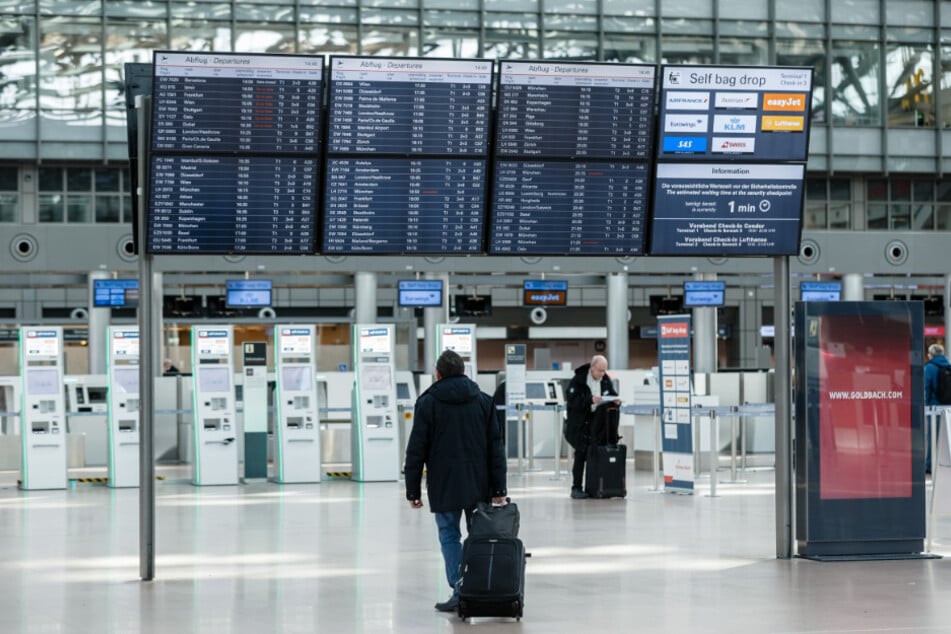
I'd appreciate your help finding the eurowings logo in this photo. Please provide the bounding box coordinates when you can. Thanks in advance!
[660,323,688,338]
[664,114,708,132]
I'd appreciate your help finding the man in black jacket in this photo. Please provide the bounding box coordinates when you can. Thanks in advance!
[405,350,507,613]
[564,355,619,499]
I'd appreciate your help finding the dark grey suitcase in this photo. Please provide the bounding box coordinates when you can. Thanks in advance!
[457,536,527,621]
[584,443,627,499]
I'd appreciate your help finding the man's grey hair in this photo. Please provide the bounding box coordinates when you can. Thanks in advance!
[929,343,945,357]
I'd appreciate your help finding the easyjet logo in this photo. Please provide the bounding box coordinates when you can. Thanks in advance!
[661,323,688,338]
[763,93,806,111]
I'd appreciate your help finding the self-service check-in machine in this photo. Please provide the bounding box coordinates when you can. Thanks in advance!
[64,374,109,466]
[274,325,321,483]
[351,324,399,482]
[19,327,67,490]
[395,370,417,464]
[191,326,238,485]
[436,324,477,378]
[107,326,140,487]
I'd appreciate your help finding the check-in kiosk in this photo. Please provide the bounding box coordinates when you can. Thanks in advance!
[64,374,109,465]
[274,325,321,483]
[19,327,67,490]
[522,376,566,458]
[191,326,238,485]
[395,370,417,464]
[436,324,477,378]
[107,327,140,487]
[351,324,399,482]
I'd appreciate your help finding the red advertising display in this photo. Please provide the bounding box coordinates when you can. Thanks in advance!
[818,314,912,500]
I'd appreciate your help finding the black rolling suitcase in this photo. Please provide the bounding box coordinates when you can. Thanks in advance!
[457,535,527,621]
[584,443,628,499]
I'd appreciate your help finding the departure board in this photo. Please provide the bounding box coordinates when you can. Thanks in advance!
[489,61,656,255]
[497,60,656,160]
[323,57,492,254]
[147,51,323,255]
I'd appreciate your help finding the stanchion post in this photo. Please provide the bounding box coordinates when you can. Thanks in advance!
[516,403,524,475]
[550,404,563,480]
[652,407,661,491]
[708,409,719,497]
[526,405,541,472]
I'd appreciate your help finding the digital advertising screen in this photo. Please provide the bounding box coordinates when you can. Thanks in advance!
[398,280,443,307]
[649,162,805,256]
[523,280,568,306]
[683,280,725,307]
[440,326,474,355]
[24,330,60,358]
[147,51,322,255]
[359,327,392,354]
[656,65,813,162]
[323,57,492,255]
[93,279,140,308]
[279,328,313,356]
[111,330,140,357]
[801,281,842,302]
[489,60,656,256]
[225,280,272,308]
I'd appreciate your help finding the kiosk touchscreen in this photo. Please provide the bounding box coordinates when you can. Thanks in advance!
[191,326,238,485]
[351,324,399,482]
[19,327,67,490]
[107,327,140,487]
[436,324,478,378]
[274,325,321,483]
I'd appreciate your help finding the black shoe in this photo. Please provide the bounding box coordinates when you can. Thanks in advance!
[570,488,589,499]
[435,596,459,612]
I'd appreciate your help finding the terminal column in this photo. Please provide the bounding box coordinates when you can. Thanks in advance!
[842,273,864,301]
[354,272,377,325]
[87,270,110,375]
[423,272,449,374]
[945,274,950,352]
[606,272,629,370]
[692,272,718,373]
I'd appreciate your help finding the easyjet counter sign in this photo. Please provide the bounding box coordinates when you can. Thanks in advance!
[661,322,689,338]
[762,93,806,111]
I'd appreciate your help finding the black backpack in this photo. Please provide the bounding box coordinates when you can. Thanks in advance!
[931,362,951,405]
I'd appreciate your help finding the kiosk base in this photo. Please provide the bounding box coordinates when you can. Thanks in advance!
[798,553,940,562]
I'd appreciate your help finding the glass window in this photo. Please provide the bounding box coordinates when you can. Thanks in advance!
[776,0,822,21]
[660,0,712,19]
[39,193,64,222]
[804,202,827,229]
[602,34,656,63]
[298,25,358,55]
[39,17,102,111]
[0,166,17,190]
[830,178,851,200]
[886,44,934,127]
[867,178,888,201]
[169,20,232,51]
[360,27,419,56]
[169,2,231,20]
[105,0,167,18]
[67,195,92,223]
[914,180,934,201]
[424,0,479,9]
[0,193,15,222]
[96,195,121,223]
[719,0,768,20]
[660,36,714,64]
[867,204,888,229]
[544,15,598,32]
[234,4,296,22]
[95,169,120,192]
[546,0,597,14]
[830,0,880,25]
[234,23,297,53]
[423,30,480,57]
[891,178,911,201]
[717,36,768,66]
[39,167,62,190]
[940,39,951,129]
[423,11,480,28]
[67,167,91,191]
[361,9,419,26]
[937,206,951,230]
[484,32,539,59]
[104,19,168,114]
[831,40,881,126]
[604,16,656,34]
[602,0,655,17]
[0,16,37,112]
[890,203,910,228]
[777,39,827,122]
[543,33,598,59]
[829,202,851,228]
[910,203,933,229]
[885,1,933,27]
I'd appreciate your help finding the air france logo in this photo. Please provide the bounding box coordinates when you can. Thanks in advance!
[665,91,709,111]
[713,114,756,133]
[664,114,708,132]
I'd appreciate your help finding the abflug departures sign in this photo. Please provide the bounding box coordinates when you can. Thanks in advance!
[147,51,323,255]
[322,57,492,255]
[650,64,813,256]
[490,61,656,256]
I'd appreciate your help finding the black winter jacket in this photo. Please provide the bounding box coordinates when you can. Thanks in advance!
[404,375,507,512]
[563,363,617,451]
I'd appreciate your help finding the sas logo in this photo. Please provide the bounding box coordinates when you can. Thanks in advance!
[664,114,709,132]
[660,323,689,339]
[712,114,756,133]
[665,91,710,111]
[662,136,708,153]
[711,137,755,153]
[714,92,758,109]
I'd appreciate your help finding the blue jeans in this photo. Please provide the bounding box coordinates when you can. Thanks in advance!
[434,509,473,596]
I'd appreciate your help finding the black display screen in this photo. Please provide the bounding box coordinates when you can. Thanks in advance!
[489,61,656,255]
[147,51,322,255]
[322,57,492,254]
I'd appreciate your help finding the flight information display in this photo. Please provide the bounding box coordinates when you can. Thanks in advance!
[497,60,656,160]
[149,155,317,254]
[491,161,649,255]
[490,61,655,255]
[147,51,323,255]
[323,57,492,254]
[649,163,805,256]
[656,65,813,162]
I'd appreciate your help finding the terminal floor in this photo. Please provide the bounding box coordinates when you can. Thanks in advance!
[1,463,951,634]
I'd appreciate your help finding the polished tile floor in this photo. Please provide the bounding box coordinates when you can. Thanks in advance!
[1,462,950,634]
